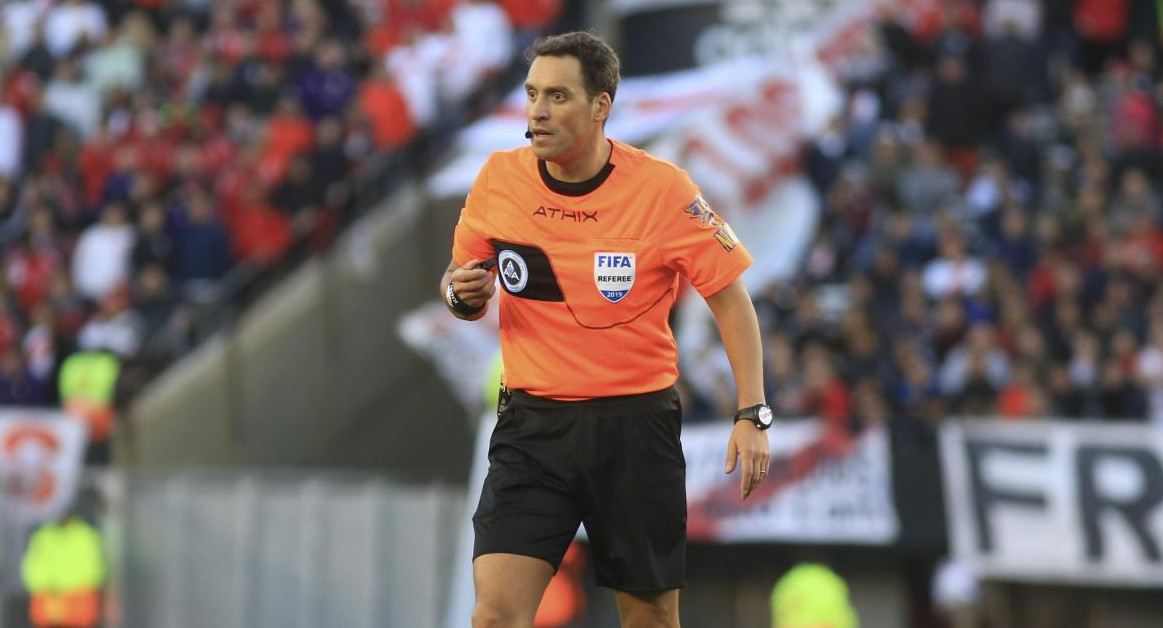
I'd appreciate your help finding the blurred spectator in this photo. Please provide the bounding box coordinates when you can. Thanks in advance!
[132,262,183,362]
[83,14,146,99]
[22,506,105,628]
[386,29,445,128]
[231,185,292,264]
[803,343,853,433]
[22,84,64,174]
[897,140,960,216]
[71,203,134,301]
[130,201,174,273]
[940,323,1011,399]
[7,205,65,313]
[922,230,987,299]
[0,347,49,406]
[44,0,108,58]
[997,360,1046,420]
[44,56,101,140]
[77,282,143,358]
[357,63,417,151]
[1073,0,1129,74]
[0,105,23,179]
[1099,356,1146,419]
[270,153,324,249]
[926,55,981,154]
[263,94,315,178]
[2,1,51,60]
[1110,168,1160,228]
[989,205,1038,279]
[23,303,57,384]
[297,39,356,121]
[931,558,981,628]
[58,350,119,445]
[172,186,232,293]
[765,331,808,418]
[770,563,857,628]
[981,19,1041,137]
[1136,322,1163,427]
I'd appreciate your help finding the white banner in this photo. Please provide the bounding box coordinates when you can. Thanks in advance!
[940,420,1163,587]
[0,411,88,524]
[685,420,898,543]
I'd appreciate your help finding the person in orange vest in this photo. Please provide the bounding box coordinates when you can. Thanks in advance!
[21,508,106,628]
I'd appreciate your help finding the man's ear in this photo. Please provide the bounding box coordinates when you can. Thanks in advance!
[594,92,612,123]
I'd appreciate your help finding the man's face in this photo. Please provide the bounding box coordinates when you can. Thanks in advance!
[525,55,608,163]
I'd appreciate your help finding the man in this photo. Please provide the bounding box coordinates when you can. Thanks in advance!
[440,32,771,628]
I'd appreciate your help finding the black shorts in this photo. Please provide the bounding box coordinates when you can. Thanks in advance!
[472,386,687,592]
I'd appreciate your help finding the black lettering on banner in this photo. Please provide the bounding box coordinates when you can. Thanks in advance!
[1076,446,1163,562]
[966,441,1048,552]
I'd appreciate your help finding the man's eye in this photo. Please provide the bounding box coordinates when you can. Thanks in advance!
[553,93,565,101]
[527,91,536,100]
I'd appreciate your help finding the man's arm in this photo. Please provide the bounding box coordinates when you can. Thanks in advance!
[440,258,496,321]
[705,277,770,500]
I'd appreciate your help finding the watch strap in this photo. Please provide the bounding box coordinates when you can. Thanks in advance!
[446,282,484,317]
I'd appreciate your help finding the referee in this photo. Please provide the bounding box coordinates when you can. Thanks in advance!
[441,31,771,628]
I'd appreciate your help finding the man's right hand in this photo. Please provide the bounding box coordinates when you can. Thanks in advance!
[444,258,497,310]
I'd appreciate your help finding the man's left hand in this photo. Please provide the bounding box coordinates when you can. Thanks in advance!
[724,420,771,500]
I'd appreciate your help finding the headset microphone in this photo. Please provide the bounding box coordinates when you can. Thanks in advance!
[525,130,533,139]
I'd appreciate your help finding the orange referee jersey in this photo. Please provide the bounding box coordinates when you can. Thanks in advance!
[453,140,752,400]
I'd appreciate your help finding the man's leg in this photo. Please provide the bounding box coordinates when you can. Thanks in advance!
[615,589,680,628]
[472,553,555,628]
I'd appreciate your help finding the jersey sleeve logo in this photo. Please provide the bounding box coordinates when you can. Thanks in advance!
[594,253,635,303]
[683,195,740,252]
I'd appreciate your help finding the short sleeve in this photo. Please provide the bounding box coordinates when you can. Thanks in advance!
[659,170,753,297]
[451,157,496,266]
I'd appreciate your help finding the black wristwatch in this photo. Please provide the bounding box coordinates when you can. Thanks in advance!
[446,281,484,317]
[734,403,773,430]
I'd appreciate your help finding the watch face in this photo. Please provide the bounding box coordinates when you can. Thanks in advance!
[758,406,773,426]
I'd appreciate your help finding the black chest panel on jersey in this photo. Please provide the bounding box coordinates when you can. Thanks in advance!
[490,239,565,302]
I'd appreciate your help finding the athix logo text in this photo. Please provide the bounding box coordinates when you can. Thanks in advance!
[533,206,598,223]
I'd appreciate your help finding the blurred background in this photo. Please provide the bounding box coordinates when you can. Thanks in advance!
[0,0,1162,627]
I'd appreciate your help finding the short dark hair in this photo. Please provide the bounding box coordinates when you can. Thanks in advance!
[529,32,620,103]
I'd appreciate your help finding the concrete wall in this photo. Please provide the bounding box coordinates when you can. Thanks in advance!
[118,469,462,628]
[121,186,472,482]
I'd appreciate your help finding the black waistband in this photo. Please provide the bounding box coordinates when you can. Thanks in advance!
[503,385,677,410]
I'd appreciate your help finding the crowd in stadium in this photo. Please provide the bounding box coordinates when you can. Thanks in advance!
[681,0,1163,429]
[0,0,1156,435]
[0,0,556,410]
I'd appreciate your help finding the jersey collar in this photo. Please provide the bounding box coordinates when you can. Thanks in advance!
[538,142,616,197]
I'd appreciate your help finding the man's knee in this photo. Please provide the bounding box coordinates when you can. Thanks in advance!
[471,602,532,628]
[621,609,679,628]
[618,590,680,628]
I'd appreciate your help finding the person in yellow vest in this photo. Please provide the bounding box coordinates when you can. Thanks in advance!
[21,510,106,628]
[770,563,858,628]
[58,351,120,444]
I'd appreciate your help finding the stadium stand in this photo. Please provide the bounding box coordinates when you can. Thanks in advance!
[0,0,557,458]
[679,0,1163,432]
